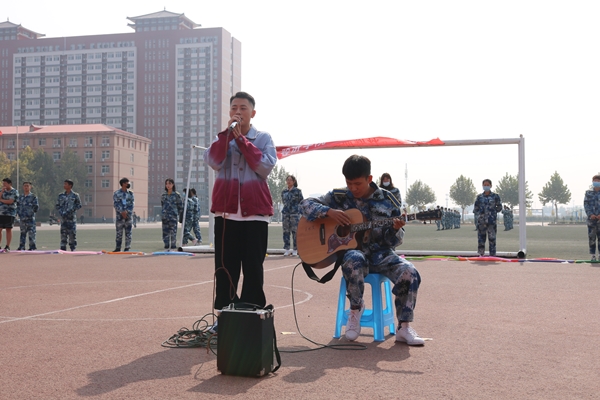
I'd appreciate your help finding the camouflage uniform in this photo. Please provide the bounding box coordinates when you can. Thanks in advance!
[161,191,183,249]
[584,189,600,256]
[113,188,135,250]
[0,188,19,218]
[17,192,39,250]
[299,182,421,323]
[473,191,502,256]
[281,186,304,251]
[182,197,196,245]
[55,190,82,251]
[192,195,202,243]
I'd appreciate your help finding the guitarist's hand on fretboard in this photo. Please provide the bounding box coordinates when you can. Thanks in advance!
[393,217,406,230]
[326,208,351,226]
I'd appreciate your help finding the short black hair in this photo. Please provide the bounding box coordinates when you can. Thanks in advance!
[119,177,129,186]
[482,179,492,186]
[64,179,74,187]
[342,155,371,180]
[2,177,11,184]
[164,178,176,192]
[379,172,395,189]
[286,175,298,188]
[230,92,255,108]
[22,181,32,185]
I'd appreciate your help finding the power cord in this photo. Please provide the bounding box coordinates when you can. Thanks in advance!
[161,313,218,353]
[280,262,366,353]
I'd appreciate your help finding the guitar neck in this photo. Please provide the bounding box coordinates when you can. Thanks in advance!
[349,214,414,233]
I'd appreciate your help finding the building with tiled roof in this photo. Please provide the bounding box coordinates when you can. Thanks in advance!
[0,124,151,222]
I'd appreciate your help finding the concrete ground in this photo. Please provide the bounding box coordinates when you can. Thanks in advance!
[0,252,599,399]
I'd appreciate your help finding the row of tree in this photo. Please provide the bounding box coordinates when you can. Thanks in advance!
[402,172,571,221]
[0,147,88,218]
[267,165,572,222]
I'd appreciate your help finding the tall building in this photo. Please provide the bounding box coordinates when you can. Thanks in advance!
[0,10,242,215]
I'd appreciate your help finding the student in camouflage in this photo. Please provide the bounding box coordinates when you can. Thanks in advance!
[113,177,135,252]
[55,179,82,251]
[501,205,513,231]
[583,174,600,261]
[17,181,39,251]
[473,179,502,256]
[181,189,196,246]
[281,175,303,256]
[378,173,402,204]
[161,178,183,250]
[190,188,202,244]
[0,178,19,251]
[299,155,425,346]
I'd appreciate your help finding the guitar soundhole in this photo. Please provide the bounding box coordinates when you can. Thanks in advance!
[336,225,351,238]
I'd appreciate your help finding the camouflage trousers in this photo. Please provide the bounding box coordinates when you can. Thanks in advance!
[282,213,300,250]
[60,221,77,251]
[182,219,195,245]
[162,218,178,249]
[115,218,133,249]
[341,250,421,322]
[477,223,497,256]
[19,220,37,250]
[587,220,600,255]
[192,219,202,242]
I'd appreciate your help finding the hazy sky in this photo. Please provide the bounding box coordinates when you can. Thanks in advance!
[4,1,599,209]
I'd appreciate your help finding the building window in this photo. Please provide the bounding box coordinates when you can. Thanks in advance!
[69,138,77,147]
[87,165,93,174]
[101,179,110,188]
[130,153,134,162]
[38,138,46,146]
[85,209,93,217]
[101,150,110,160]
[130,168,134,176]
[84,194,93,203]
[53,152,61,161]
[101,165,110,174]
[85,151,93,160]
[53,138,62,148]
[101,136,110,146]
[85,137,93,147]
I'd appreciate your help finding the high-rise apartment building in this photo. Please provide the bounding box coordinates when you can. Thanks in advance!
[0,10,242,215]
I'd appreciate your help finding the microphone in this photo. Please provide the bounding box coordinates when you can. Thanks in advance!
[228,121,238,131]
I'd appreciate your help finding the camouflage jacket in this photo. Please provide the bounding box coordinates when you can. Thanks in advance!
[55,191,82,222]
[17,193,39,221]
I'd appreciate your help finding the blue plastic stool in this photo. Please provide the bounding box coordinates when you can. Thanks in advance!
[333,273,396,342]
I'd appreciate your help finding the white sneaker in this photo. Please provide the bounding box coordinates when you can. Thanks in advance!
[292,250,298,256]
[592,255,597,262]
[396,325,425,345]
[191,239,198,246]
[345,302,364,341]
[283,249,293,256]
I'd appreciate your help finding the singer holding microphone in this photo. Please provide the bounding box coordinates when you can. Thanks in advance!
[203,92,277,324]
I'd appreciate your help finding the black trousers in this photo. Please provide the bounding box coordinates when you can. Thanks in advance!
[214,217,268,310]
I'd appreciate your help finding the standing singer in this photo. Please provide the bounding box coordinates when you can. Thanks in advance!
[204,92,277,323]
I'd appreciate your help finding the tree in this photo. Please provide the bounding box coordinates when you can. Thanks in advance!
[267,164,289,211]
[494,173,533,209]
[406,180,436,211]
[538,171,571,222]
[28,149,58,218]
[449,175,477,221]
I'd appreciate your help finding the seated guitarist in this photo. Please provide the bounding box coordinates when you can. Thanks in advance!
[299,155,425,345]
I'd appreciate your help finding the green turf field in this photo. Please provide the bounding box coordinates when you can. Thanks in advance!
[9,221,592,260]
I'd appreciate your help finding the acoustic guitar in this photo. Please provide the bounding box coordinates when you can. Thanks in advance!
[297,209,437,269]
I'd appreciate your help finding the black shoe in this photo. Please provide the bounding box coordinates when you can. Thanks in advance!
[4,246,10,252]
[113,248,121,252]
[123,248,130,252]
[60,247,66,251]
[17,247,25,251]
[29,247,36,251]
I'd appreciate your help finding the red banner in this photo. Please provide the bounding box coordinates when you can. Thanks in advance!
[276,137,444,159]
